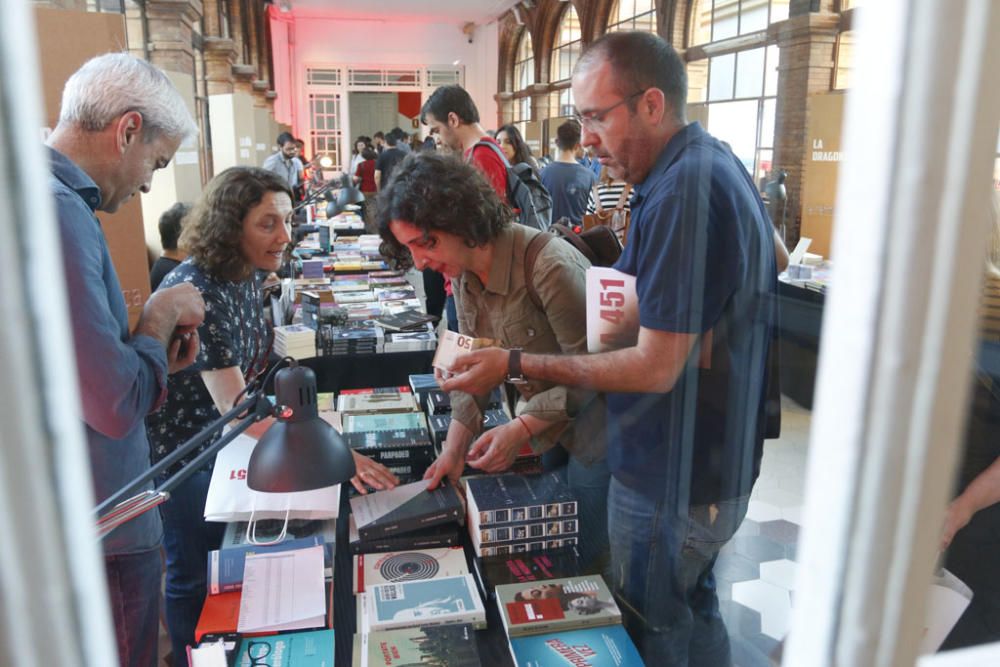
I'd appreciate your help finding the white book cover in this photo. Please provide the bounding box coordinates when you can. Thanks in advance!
[585,266,639,353]
[353,547,469,594]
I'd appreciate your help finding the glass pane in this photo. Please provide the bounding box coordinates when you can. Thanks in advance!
[708,53,736,102]
[735,47,765,98]
[759,98,776,149]
[713,0,739,40]
[740,0,768,34]
[687,61,710,103]
[994,156,1000,192]
[756,148,773,191]
[764,45,780,97]
[770,0,790,23]
[706,99,758,173]
[635,0,653,12]
[692,0,713,45]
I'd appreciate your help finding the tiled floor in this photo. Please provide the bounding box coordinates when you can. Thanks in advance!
[718,397,812,667]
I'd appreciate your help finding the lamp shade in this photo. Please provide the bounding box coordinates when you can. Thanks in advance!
[247,364,356,492]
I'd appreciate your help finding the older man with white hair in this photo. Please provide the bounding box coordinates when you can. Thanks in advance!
[46,53,205,667]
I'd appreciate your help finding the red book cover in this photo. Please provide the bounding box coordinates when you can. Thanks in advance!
[505,598,565,626]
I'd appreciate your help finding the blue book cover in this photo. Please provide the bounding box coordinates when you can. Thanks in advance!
[509,625,644,666]
[235,628,335,667]
[207,535,323,595]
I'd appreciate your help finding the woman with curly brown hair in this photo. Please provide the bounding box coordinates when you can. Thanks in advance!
[147,167,397,666]
[378,152,610,576]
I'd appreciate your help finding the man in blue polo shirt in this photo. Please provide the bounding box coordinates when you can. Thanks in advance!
[442,31,777,665]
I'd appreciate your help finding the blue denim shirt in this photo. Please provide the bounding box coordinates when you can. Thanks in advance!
[49,147,167,554]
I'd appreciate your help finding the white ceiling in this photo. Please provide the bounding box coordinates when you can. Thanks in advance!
[284,0,521,25]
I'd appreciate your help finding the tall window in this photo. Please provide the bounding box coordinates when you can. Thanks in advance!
[688,0,788,188]
[550,4,582,83]
[513,30,534,124]
[607,0,657,34]
[691,0,789,45]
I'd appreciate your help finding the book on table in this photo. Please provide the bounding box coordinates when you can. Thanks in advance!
[465,472,577,530]
[234,628,335,667]
[508,624,644,666]
[496,575,621,638]
[348,515,461,555]
[336,386,419,414]
[208,534,330,595]
[349,479,464,541]
[364,574,486,633]
[472,547,583,599]
[343,411,426,433]
[352,624,482,667]
[353,546,468,594]
[374,309,439,332]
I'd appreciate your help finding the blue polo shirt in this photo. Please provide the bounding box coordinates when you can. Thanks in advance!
[606,122,777,506]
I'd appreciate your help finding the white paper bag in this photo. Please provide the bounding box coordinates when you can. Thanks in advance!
[204,433,341,522]
[920,568,973,654]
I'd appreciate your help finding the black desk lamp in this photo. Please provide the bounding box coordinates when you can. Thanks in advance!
[95,359,356,539]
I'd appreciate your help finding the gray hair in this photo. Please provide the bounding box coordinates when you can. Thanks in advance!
[58,53,198,142]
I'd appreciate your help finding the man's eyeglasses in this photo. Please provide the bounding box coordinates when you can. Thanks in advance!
[245,640,272,666]
[573,90,646,130]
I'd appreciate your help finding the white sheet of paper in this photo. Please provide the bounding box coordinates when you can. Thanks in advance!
[188,641,228,667]
[920,568,973,654]
[237,544,326,633]
[788,236,813,266]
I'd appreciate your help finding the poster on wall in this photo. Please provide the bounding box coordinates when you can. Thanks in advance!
[799,92,846,259]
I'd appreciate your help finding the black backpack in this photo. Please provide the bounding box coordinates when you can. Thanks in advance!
[510,162,553,229]
[470,140,552,230]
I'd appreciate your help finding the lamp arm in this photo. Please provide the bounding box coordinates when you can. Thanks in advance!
[94,392,275,538]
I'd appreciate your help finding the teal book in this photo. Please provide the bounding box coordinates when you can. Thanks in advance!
[508,625,644,666]
[235,629,335,666]
[368,574,486,632]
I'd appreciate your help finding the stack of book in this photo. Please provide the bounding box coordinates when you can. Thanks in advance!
[209,518,337,595]
[339,387,431,484]
[317,324,383,355]
[273,323,316,358]
[465,473,580,557]
[496,574,644,666]
[348,479,465,555]
[383,330,437,353]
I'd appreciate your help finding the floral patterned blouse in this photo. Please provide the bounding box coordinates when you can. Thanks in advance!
[146,259,271,474]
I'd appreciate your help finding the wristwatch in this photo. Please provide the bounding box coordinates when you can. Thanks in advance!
[506,348,528,384]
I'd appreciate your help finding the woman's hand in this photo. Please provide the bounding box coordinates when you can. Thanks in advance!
[466,421,529,474]
[350,451,399,495]
[424,442,467,490]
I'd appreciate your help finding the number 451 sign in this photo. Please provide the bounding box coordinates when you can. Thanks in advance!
[586,267,639,353]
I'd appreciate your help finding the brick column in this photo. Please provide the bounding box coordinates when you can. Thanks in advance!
[202,36,237,95]
[144,0,202,77]
[772,10,839,246]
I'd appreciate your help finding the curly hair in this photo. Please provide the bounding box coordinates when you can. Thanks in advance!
[180,167,293,281]
[376,152,512,270]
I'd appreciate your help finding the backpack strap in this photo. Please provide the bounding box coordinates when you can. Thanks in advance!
[616,184,632,211]
[523,231,555,311]
[591,183,605,214]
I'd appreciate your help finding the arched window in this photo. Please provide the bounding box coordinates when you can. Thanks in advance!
[513,30,534,123]
[687,0,789,189]
[550,4,582,83]
[607,0,656,34]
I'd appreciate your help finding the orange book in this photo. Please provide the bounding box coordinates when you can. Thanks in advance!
[194,581,335,642]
